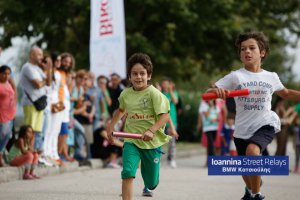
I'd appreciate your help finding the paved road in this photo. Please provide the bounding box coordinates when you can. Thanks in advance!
[0,151,299,200]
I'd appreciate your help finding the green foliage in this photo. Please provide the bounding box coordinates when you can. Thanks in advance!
[177,89,201,142]
[1,0,300,141]
[0,0,90,69]
[1,0,299,83]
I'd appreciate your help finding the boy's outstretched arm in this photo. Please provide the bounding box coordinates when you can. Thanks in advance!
[276,88,300,101]
[143,113,170,141]
[107,108,126,144]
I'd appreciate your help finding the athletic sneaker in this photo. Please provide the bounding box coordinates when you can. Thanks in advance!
[241,180,263,200]
[169,160,177,168]
[142,187,153,197]
[241,187,251,200]
[251,193,265,200]
[106,162,121,169]
[38,156,53,167]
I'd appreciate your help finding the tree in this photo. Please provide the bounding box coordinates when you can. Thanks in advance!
[0,0,90,68]
[1,0,300,87]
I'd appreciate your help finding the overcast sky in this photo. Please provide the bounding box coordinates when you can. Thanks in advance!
[291,42,300,81]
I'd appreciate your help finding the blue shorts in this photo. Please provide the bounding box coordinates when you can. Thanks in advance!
[59,122,69,135]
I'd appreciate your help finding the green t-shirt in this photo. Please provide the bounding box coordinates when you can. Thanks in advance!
[163,91,178,128]
[295,103,300,115]
[119,85,171,149]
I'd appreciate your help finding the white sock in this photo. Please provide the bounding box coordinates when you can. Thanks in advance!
[251,192,261,197]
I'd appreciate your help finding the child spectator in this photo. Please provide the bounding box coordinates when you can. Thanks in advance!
[221,114,235,156]
[200,100,220,158]
[160,77,180,168]
[7,125,40,180]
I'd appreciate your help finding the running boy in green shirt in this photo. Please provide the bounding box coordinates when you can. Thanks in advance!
[107,53,172,200]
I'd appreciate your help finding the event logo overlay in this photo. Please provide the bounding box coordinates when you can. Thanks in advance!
[208,156,289,175]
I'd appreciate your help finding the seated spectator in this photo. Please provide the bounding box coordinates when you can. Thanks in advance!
[7,125,40,180]
[74,73,96,159]
[92,119,123,168]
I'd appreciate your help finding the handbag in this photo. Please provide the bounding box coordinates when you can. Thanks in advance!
[24,90,48,111]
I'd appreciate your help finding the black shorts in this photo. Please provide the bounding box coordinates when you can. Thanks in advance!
[234,125,275,156]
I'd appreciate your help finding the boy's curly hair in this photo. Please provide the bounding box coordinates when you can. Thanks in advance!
[235,32,270,60]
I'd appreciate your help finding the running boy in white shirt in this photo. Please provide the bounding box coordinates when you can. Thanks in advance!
[208,31,300,200]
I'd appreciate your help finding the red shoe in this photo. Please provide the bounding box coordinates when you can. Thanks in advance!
[23,174,34,180]
[30,174,41,179]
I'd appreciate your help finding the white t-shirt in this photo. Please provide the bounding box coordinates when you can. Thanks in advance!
[45,71,62,111]
[215,68,284,139]
[199,101,220,132]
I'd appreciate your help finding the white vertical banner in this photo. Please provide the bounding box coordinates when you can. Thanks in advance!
[90,0,126,78]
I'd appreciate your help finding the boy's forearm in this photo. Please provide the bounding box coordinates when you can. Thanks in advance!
[148,113,170,133]
[109,109,125,131]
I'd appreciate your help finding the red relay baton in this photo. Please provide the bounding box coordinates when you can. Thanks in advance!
[112,131,143,139]
[202,89,249,100]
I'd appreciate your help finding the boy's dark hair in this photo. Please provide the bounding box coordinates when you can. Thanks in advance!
[161,76,172,83]
[235,32,270,59]
[127,53,153,77]
[0,65,12,73]
[18,125,33,139]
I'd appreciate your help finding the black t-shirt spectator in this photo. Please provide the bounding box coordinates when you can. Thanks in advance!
[108,85,123,116]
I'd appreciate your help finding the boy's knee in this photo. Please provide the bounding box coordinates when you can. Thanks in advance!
[246,144,260,156]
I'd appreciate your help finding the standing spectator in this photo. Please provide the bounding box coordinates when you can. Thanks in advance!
[87,72,104,131]
[37,54,54,166]
[108,73,123,116]
[97,75,112,123]
[42,52,65,165]
[215,98,228,155]
[200,100,220,159]
[273,97,296,155]
[57,53,74,162]
[70,70,88,161]
[160,77,179,168]
[19,47,51,153]
[0,65,17,166]
[7,125,40,179]
[221,114,236,156]
[74,73,96,159]
[292,123,300,173]
[0,46,17,100]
